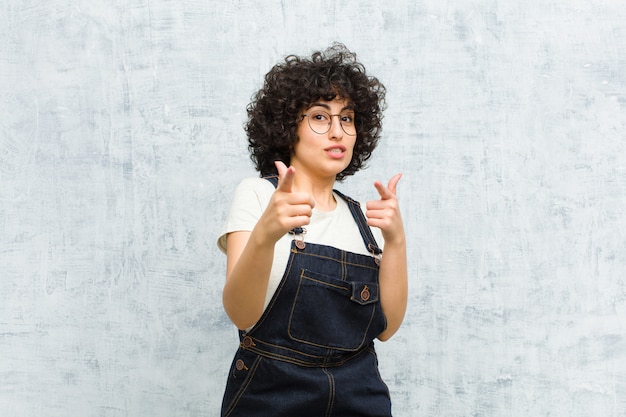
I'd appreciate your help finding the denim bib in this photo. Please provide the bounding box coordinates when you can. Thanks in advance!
[221,176,391,417]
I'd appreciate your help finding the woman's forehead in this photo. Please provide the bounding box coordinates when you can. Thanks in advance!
[306,97,354,110]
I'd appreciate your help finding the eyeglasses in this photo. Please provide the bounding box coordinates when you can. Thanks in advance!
[301,110,357,136]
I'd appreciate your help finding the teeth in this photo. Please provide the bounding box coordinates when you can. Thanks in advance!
[329,148,342,153]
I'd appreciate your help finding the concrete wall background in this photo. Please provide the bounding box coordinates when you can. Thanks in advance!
[1,1,625,416]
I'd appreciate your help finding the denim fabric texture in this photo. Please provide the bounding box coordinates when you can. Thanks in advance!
[221,177,391,417]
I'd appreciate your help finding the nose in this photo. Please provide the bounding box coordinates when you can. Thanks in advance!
[328,115,344,139]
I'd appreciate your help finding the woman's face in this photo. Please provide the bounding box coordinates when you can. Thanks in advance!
[291,97,357,181]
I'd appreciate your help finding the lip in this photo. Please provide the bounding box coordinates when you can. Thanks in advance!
[324,145,347,159]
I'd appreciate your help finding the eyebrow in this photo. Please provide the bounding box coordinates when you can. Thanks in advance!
[309,102,355,112]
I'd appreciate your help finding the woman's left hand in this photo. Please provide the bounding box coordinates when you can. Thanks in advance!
[365,174,405,245]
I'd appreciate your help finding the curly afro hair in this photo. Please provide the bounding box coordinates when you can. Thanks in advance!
[245,43,386,181]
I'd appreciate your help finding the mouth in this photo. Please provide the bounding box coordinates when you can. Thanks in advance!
[325,145,347,158]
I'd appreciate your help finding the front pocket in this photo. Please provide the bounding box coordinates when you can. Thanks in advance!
[287,269,379,351]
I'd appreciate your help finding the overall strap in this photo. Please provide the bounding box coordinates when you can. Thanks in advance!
[264,175,279,187]
[332,189,383,257]
[262,176,382,256]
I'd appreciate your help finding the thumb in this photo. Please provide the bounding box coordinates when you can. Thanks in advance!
[374,173,402,200]
[275,160,294,193]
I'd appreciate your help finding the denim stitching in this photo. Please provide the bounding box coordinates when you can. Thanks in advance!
[287,270,378,351]
[245,344,367,367]
[322,368,335,417]
[366,347,392,401]
[292,249,379,271]
[223,355,263,417]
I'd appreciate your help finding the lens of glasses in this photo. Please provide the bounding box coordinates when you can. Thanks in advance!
[305,111,357,136]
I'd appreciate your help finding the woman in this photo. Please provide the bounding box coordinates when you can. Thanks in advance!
[217,43,407,416]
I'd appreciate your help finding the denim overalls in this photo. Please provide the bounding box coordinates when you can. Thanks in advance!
[221,177,391,417]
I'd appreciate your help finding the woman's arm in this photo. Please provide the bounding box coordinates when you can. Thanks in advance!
[222,229,275,330]
[376,237,408,341]
[365,175,408,341]
[222,162,315,330]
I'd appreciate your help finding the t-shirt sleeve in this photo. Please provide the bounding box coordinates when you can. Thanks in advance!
[216,178,273,254]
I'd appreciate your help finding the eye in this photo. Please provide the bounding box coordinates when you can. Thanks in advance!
[310,111,330,122]
[340,114,354,124]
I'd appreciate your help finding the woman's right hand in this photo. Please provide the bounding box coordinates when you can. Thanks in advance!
[255,161,316,244]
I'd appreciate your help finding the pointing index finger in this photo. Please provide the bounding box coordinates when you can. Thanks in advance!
[387,173,402,195]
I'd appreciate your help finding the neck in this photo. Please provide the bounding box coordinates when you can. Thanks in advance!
[292,173,337,212]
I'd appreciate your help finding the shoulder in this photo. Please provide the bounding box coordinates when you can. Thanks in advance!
[235,176,276,194]
[229,176,277,217]
[231,177,275,204]
[217,177,275,253]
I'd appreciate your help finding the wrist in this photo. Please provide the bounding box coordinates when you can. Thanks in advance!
[382,232,406,249]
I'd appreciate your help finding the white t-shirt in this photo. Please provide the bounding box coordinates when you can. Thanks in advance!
[218,177,384,311]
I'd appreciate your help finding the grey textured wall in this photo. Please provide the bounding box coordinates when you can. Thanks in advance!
[2,1,625,416]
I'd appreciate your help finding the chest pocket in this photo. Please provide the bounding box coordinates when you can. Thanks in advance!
[287,269,380,351]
